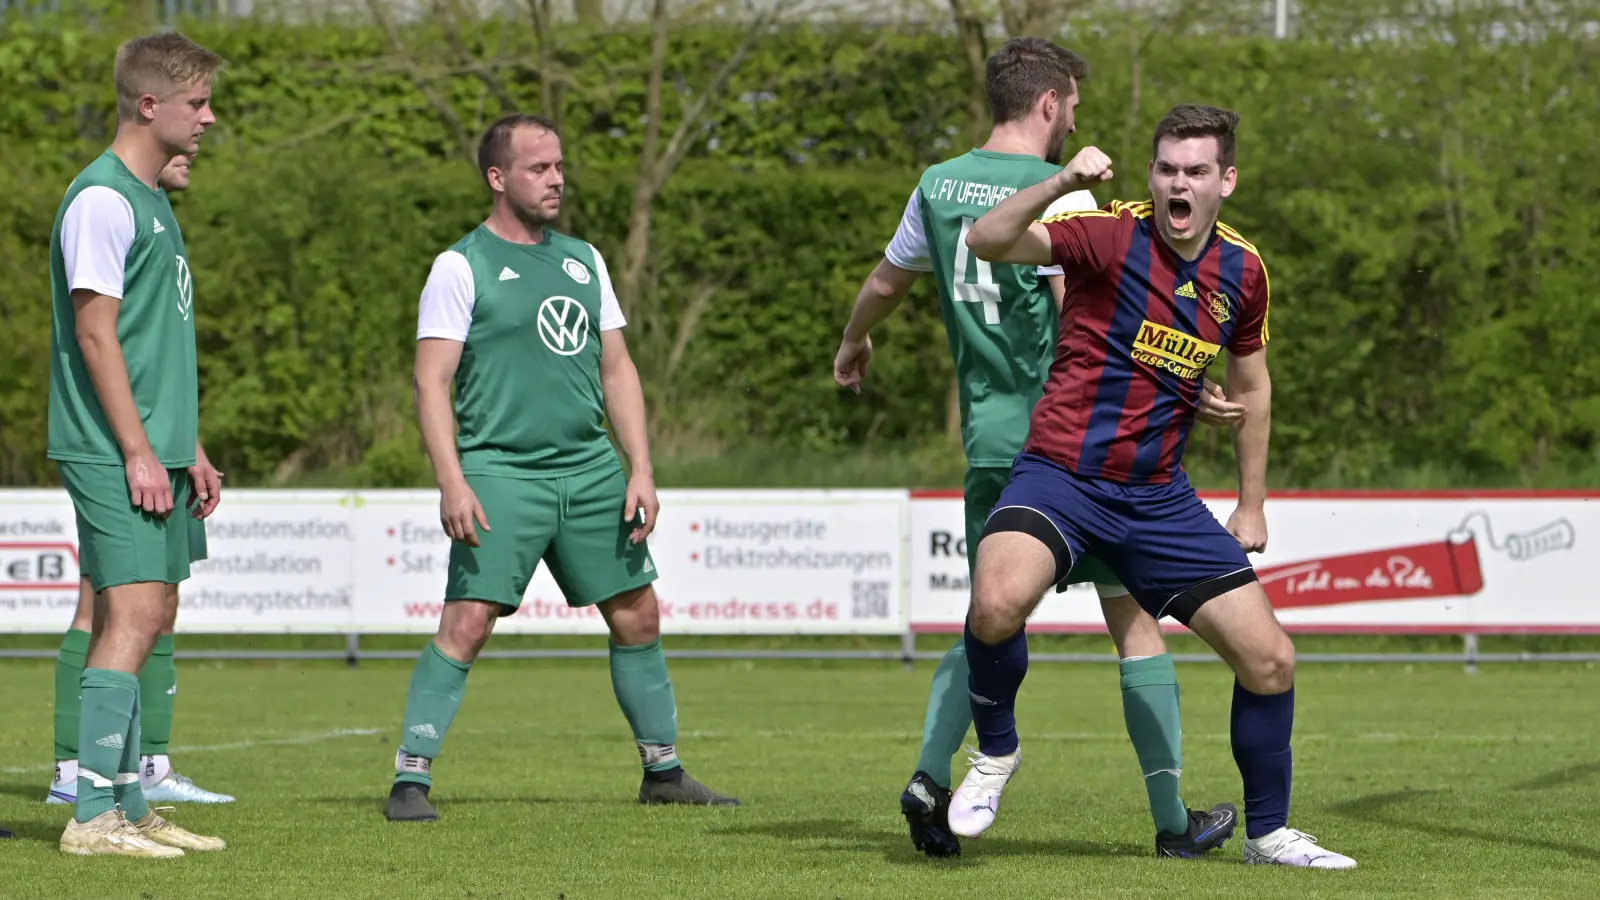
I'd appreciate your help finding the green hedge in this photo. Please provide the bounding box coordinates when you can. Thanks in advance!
[2,9,1596,487]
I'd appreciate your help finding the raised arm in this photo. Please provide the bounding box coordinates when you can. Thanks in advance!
[966,146,1115,266]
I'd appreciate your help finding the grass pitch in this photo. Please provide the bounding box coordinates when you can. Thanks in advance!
[0,655,1596,899]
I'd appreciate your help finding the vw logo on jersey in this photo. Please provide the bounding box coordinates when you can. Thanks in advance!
[537,295,589,356]
[562,258,592,285]
[174,255,193,321]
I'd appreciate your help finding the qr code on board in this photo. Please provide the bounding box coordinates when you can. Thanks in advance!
[851,580,890,619]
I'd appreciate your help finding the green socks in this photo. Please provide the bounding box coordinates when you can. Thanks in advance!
[54,629,90,761]
[609,640,680,772]
[396,642,472,786]
[1120,654,1189,835]
[914,640,972,788]
[75,668,147,823]
[137,634,176,756]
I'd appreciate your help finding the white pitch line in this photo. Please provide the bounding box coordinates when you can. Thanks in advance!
[2,727,380,775]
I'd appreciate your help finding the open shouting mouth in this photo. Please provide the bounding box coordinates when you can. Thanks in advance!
[1167,197,1193,232]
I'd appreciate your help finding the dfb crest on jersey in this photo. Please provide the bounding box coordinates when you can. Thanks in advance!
[562,258,592,285]
[1206,290,1231,325]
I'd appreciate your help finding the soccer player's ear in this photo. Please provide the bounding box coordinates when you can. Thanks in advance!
[1220,166,1238,198]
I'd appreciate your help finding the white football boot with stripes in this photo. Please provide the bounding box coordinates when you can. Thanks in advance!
[946,747,1021,838]
[143,772,236,804]
[1243,828,1357,869]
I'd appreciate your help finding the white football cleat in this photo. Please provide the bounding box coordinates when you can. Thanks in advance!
[143,772,235,804]
[46,765,76,806]
[946,747,1021,839]
[1244,827,1357,869]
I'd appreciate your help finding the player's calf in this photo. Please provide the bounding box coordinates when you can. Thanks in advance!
[383,600,492,821]
[598,586,741,807]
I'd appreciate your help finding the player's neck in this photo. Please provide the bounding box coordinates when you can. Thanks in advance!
[1163,217,1217,262]
[484,206,547,245]
[108,128,170,189]
[979,123,1044,160]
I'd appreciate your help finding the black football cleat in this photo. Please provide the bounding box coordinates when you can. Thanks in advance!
[900,771,961,858]
[638,768,741,806]
[384,782,440,822]
[1155,801,1238,858]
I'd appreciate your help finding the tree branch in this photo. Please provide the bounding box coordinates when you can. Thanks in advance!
[650,0,788,192]
[366,0,478,171]
[437,0,521,115]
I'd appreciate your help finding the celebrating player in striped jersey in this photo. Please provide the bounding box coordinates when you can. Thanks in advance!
[956,104,1355,868]
[835,40,1241,859]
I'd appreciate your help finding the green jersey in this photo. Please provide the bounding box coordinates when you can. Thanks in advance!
[48,149,199,469]
[884,150,1096,468]
[417,224,625,479]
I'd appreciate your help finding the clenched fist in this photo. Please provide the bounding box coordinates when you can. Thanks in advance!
[1056,146,1115,192]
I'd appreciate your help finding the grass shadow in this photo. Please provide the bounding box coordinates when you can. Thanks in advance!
[705,817,1153,866]
[1329,788,1600,863]
[1508,762,1600,792]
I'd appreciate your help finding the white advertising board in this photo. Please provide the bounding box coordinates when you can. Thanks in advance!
[3,488,1593,635]
[907,490,1599,634]
[0,488,907,635]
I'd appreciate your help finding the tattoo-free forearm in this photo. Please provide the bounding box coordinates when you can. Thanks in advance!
[1231,384,1271,510]
[842,262,915,342]
[414,380,466,490]
[964,173,1065,265]
[76,325,152,458]
[603,357,653,477]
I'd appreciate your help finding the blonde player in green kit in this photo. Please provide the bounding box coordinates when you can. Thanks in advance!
[46,32,228,857]
[384,114,738,821]
[48,153,236,811]
[834,38,1242,859]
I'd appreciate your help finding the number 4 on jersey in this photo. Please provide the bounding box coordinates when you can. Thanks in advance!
[953,216,1001,324]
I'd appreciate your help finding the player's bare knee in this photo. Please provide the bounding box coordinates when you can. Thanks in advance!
[602,586,660,645]
[436,600,497,660]
[969,574,1030,642]
[1240,637,1296,694]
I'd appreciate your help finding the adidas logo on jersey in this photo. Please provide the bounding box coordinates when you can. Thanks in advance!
[498,267,520,281]
[95,733,125,750]
[1175,281,1197,299]
[152,218,166,234]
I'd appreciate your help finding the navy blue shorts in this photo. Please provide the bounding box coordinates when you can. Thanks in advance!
[981,453,1257,624]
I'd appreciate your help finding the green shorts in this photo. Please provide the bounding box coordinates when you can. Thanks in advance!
[446,462,657,612]
[965,466,1119,586]
[60,462,198,592]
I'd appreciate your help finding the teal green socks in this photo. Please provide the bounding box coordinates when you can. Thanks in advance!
[395,642,472,786]
[137,634,176,756]
[609,640,680,772]
[914,640,973,788]
[75,668,147,823]
[1120,654,1189,835]
[54,629,90,761]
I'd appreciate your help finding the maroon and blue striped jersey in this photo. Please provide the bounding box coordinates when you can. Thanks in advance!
[1022,200,1270,484]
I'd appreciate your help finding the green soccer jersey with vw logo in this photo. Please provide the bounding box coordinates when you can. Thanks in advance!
[48,149,199,468]
[417,224,626,478]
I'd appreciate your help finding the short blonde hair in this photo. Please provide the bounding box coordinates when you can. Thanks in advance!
[113,31,225,119]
